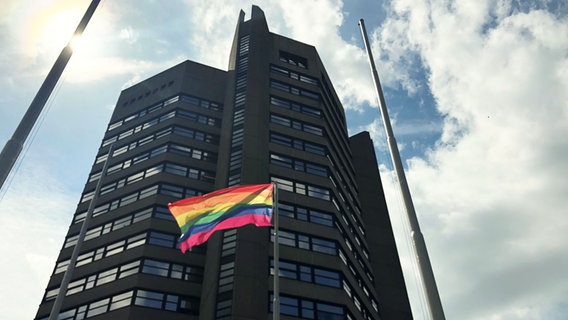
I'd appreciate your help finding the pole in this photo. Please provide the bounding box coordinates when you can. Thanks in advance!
[0,0,101,192]
[358,19,446,320]
[48,144,113,320]
[272,183,280,320]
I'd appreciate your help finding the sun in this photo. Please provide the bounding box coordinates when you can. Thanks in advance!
[42,9,86,51]
[21,1,103,61]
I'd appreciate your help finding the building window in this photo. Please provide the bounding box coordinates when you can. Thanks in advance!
[271,176,331,201]
[270,228,337,256]
[269,294,350,319]
[54,231,189,274]
[279,51,308,68]
[269,132,326,156]
[270,153,328,177]
[270,80,319,101]
[270,114,323,136]
[270,95,321,118]
[277,202,333,227]
[270,259,341,288]
[270,65,318,86]
[108,94,222,132]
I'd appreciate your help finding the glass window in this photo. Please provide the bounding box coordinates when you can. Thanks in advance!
[149,232,175,248]
[87,297,110,317]
[280,296,299,316]
[143,259,170,277]
[135,290,163,309]
[109,291,133,311]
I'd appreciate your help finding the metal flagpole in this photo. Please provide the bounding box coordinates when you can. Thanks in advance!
[48,144,114,320]
[0,0,101,192]
[358,19,446,320]
[272,182,280,320]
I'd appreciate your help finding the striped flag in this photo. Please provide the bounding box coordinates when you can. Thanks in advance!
[168,184,274,253]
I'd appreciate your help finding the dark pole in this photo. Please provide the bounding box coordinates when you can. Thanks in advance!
[0,0,101,192]
[359,19,446,319]
[48,144,113,320]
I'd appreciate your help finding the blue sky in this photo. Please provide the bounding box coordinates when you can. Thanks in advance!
[1,1,567,319]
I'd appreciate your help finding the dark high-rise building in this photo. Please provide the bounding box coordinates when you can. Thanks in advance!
[35,6,411,320]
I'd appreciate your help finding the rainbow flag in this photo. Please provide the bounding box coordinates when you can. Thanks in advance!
[168,184,274,253]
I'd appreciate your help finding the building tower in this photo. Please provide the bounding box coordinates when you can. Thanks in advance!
[35,6,412,320]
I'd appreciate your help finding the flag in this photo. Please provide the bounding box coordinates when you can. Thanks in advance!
[168,183,274,253]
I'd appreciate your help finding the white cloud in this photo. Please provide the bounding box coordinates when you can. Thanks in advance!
[119,26,138,44]
[375,0,568,319]
[0,162,74,320]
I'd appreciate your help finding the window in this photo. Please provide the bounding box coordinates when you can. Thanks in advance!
[277,202,333,227]
[270,228,337,256]
[279,51,308,68]
[270,114,323,136]
[270,81,319,101]
[270,259,342,289]
[270,65,318,86]
[269,294,350,319]
[55,231,182,274]
[271,176,331,201]
[270,132,326,156]
[270,153,328,177]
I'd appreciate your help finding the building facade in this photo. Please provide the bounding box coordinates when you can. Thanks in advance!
[35,6,412,320]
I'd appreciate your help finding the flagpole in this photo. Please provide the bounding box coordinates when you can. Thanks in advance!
[0,0,101,192]
[272,182,280,320]
[48,144,114,320]
[358,19,445,320]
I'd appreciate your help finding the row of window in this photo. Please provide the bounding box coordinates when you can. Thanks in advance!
[271,176,331,201]
[325,169,369,258]
[270,113,323,136]
[73,183,204,224]
[271,179,375,300]
[65,206,171,248]
[269,258,377,319]
[90,142,217,183]
[102,108,220,147]
[269,131,326,156]
[342,277,377,319]
[112,94,175,131]
[271,166,370,278]
[278,199,373,299]
[270,95,321,118]
[218,260,235,294]
[270,80,320,101]
[269,83,369,248]
[56,233,143,274]
[82,162,214,203]
[270,258,341,288]
[96,125,218,165]
[279,50,308,69]
[270,153,328,177]
[45,258,203,302]
[178,94,223,112]
[270,294,349,320]
[268,152,369,264]
[121,79,174,107]
[278,202,334,227]
[55,230,183,275]
[39,289,199,320]
[322,75,357,188]
[271,228,337,256]
[227,34,250,187]
[270,64,318,86]
[338,246,378,316]
[111,94,222,132]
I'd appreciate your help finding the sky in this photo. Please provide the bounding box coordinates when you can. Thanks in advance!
[0,0,567,319]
